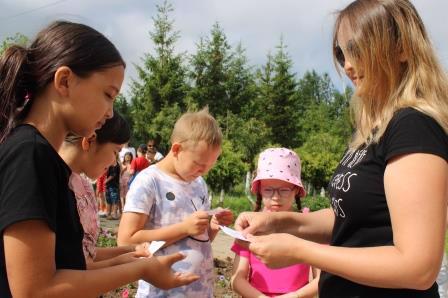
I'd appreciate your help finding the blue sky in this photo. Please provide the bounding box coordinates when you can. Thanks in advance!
[1,0,447,96]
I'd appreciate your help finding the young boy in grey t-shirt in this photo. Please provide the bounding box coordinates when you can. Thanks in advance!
[118,108,233,298]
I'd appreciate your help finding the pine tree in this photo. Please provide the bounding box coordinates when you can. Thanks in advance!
[251,52,275,122]
[226,43,256,116]
[269,37,299,148]
[129,0,187,144]
[114,94,134,141]
[188,23,231,117]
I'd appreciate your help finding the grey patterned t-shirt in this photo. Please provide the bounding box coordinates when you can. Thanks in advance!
[124,165,214,298]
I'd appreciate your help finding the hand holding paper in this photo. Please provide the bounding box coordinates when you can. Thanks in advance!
[149,240,166,254]
[219,225,250,242]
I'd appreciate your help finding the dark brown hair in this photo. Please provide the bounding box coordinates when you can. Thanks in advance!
[0,20,125,143]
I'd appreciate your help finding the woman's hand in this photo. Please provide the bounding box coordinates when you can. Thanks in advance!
[248,233,301,268]
[234,211,277,236]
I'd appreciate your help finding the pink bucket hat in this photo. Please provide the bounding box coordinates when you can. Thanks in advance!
[251,148,306,197]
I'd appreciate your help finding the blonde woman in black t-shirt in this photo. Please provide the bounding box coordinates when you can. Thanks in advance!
[0,21,197,298]
[234,1,448,297]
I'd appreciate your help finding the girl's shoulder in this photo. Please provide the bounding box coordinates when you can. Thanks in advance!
[0,125,68,172]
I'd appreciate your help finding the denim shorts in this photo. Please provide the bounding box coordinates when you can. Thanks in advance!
[106,186,120,204]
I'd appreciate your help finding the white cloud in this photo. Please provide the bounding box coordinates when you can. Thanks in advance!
[0,0,447,95]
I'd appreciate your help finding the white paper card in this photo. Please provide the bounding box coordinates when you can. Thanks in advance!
[149,240,166,254]
[219,225,249,242]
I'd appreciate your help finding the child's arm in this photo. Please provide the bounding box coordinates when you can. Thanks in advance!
[231,254,268,298]
[105,175,112,183]
[94,245,136,261]
[4,219,199,297]
[117,211,210,247]
[87,243,151,270]
[87,252,144,270]
[105,166,118,183]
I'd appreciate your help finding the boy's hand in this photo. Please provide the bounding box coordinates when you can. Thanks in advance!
[183,211,209,236]
[210,209,233,231]
[142,253,199,290]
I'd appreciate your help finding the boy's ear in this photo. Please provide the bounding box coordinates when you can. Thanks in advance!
[171,143,182,157]
[53,66,73,97]
[81,133,97,151]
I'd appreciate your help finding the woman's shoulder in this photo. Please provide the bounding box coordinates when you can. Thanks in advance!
[382,107,448,162]
[390,107,444,129]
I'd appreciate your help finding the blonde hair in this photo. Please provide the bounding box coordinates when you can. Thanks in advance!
[333,0,448,150]
[170,107,222,148]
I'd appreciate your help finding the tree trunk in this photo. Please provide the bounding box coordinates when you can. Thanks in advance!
[219,189,225,207]
[245,171,251,194]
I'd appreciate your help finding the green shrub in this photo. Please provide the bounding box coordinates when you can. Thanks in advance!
[302,195,331,211]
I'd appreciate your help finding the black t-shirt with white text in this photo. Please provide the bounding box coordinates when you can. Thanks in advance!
[319,108,448,298]
[0,125,85,297]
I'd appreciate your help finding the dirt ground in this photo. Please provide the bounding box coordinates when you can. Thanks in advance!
[100,218,238,297]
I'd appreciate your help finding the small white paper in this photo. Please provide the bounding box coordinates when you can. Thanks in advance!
[149,240,166,254]
[219,225,249,242]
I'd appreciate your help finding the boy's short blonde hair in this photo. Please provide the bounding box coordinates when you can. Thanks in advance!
[170,107,222,148]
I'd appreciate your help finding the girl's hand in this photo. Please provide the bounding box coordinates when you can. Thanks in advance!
[135,242,152,257]
[142,253,199,290]
[112,251,144,266]
[247,233,301,268]
[210,209,233,231]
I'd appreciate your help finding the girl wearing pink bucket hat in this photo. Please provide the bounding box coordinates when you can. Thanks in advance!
[231,148,319,298]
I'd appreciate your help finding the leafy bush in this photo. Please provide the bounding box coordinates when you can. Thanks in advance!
[302,195,331,211]
[205,140,249,193]
[297,132,346,190]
